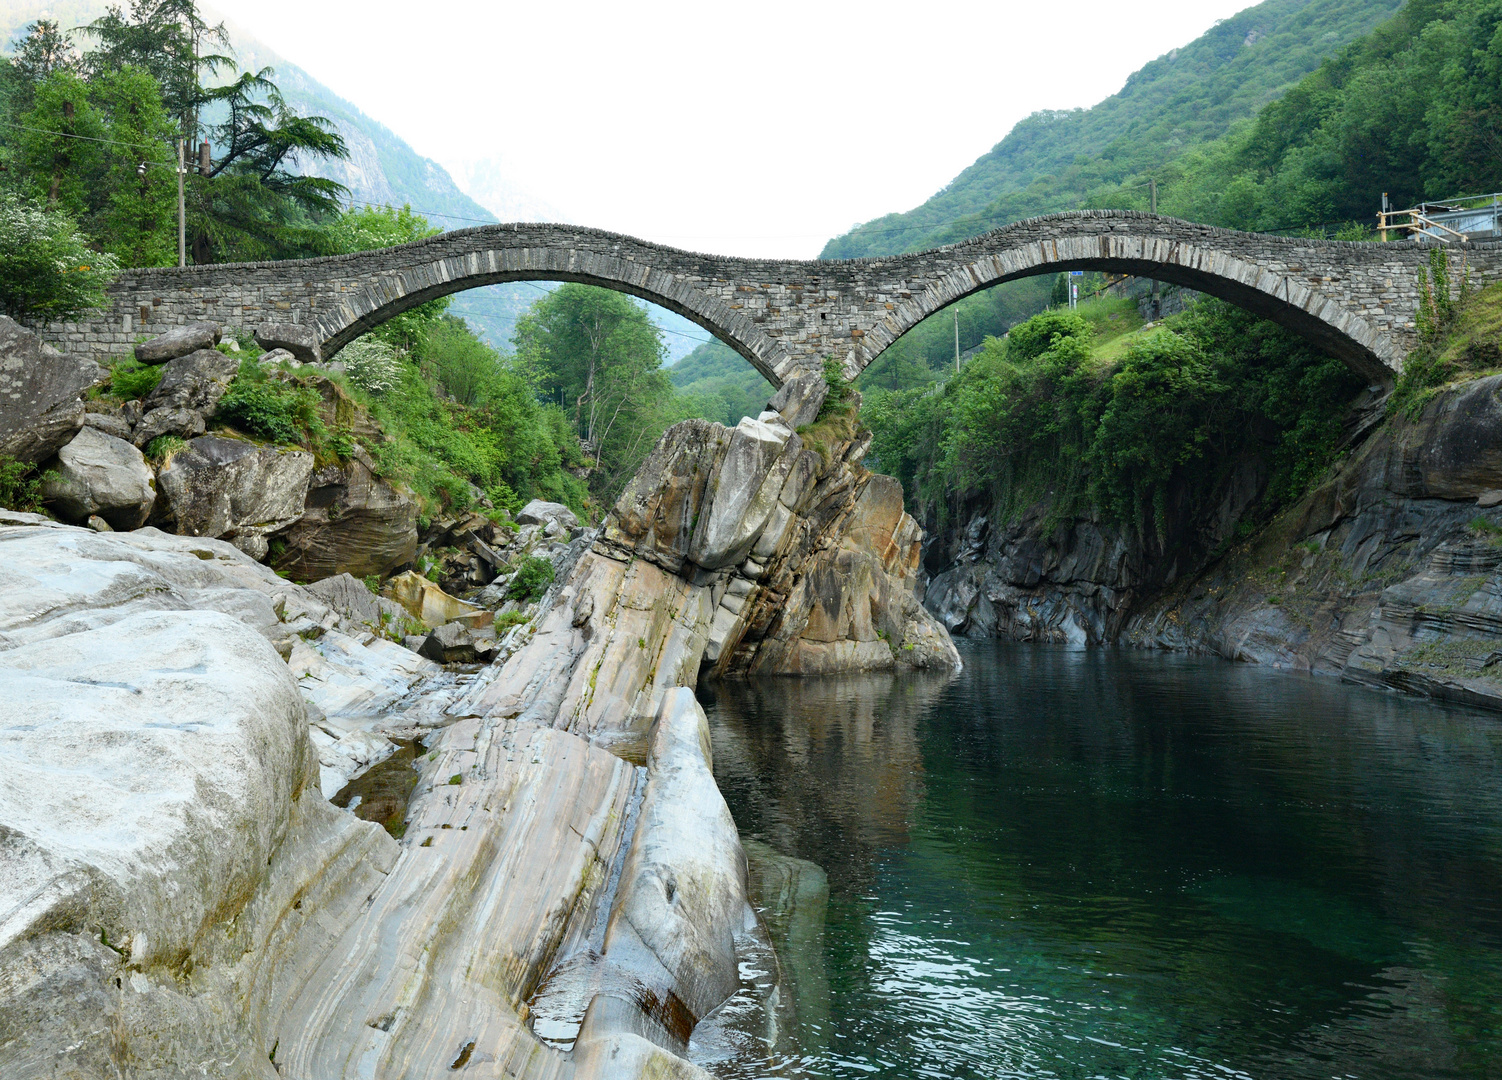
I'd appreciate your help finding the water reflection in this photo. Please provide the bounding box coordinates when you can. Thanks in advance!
[703,643,1502,1079]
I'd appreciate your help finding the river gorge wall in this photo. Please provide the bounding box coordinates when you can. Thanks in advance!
[0,329,958,1079]
[924,373,1502,710]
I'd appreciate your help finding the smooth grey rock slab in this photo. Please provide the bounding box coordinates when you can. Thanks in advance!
[133,322,221,364]
[688,416,796,570]
[255,323,320,364]
[41,427,156,529]
[0,315,102,463]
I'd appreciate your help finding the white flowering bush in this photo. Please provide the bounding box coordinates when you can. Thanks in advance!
[341,334,405,394]
[0,194,120,322]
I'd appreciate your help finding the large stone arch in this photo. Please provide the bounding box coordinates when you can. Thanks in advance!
[858,226,1403,384]
[310,236,795,385]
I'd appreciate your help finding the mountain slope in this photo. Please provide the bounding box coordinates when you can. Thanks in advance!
[823,0,1403,258]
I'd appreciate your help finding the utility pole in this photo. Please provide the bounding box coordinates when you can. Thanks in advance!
[176,138,186,267]
[954,308,960,373]
[1150,177,1160,320]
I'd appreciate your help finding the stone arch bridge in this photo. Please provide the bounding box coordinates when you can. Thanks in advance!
[47,211,1502,387]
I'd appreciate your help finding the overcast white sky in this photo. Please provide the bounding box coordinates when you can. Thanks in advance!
[211,0,1255,258]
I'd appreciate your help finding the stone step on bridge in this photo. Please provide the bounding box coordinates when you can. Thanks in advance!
[44,210,1502,387]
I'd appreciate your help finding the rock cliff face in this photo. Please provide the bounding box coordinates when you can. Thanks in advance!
[925,372,1502,710]
[1126,373,1502,709]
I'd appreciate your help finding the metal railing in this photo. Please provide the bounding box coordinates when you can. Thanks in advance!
[1379,193,1502,243]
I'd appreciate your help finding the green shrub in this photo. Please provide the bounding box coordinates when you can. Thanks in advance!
[868,300,1361,540]
[0,194,120,322]
[214,360,330,449]
[508,556,555,602]
[0,457,44,512]
[107,358,163,400]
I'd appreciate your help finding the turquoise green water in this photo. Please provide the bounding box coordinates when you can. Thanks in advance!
[702,642,1502,1079]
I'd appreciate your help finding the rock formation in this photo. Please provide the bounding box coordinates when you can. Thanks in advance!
[0,315,961,1079]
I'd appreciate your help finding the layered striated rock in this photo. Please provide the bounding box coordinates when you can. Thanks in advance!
[0,372,958,1079]
[272,446,418,581]
[1121,373,1502,710]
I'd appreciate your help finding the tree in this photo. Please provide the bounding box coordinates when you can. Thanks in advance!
[187,68,348,262]
[0,193,120,322]
[9,20,79,94]
[80,1,349,264]
[514,284,676,497]
[84,1,231,141]
[13,67,177,267]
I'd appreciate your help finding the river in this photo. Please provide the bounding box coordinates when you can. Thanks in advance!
[698,641,1502,1079]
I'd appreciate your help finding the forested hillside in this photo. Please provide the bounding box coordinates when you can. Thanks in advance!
[823,0,1404,259]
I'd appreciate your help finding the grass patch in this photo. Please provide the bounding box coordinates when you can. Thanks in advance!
[1388,263,1502,419]
[143,434,189,464]
[103,358,163,401]
[494,609,530,634]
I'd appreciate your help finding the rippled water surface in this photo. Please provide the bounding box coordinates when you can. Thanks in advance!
[702,641,1502,1079]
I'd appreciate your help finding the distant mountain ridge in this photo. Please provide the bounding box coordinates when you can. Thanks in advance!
[822,0,1404,258]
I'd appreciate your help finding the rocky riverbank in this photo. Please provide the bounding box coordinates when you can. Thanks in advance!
[925,371,1502,711]
[0,332,958,1078]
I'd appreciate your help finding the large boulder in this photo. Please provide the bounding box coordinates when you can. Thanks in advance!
[0,518,399,1078]
[0,315,103,463]
[517,499,580,531]
[254,323,320,364]
[131,405,206,448]
[155,435,313,559]
[133,322,221,364]
[141,348,239,413]
[271,447,418,581]
[40,427,156,530]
